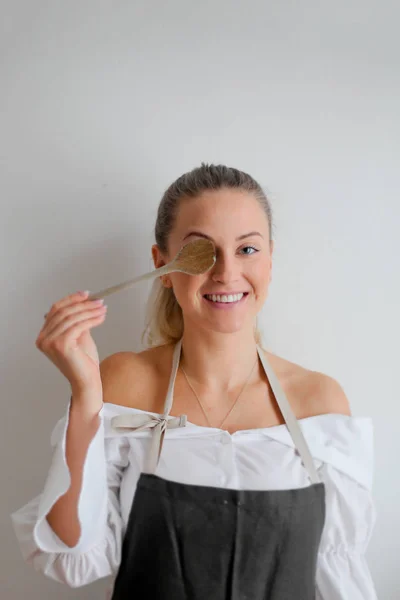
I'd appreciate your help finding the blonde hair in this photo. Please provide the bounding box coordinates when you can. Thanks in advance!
[141,163,274,348]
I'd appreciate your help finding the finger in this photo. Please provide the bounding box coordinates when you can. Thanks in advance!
[41,300,103,338]
[38,303,106,344]
[44,291,90,320]
[45,309,107,346]
[46,304,106,338]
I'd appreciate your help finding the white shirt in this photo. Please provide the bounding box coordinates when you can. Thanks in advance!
[11,342,378,599]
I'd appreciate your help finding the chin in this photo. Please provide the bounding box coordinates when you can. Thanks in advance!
[206,318,253,335]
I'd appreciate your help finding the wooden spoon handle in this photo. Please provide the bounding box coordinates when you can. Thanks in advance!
[88,263,174,300]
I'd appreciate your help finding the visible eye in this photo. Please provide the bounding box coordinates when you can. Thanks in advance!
[240,245,259,255]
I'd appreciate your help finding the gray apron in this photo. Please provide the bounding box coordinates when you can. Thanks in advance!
[110,339,326,599]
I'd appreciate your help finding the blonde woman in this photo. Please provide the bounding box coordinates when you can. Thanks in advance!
[11,164,377,599]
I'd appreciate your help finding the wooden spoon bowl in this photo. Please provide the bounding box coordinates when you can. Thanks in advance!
[88,238,216,300]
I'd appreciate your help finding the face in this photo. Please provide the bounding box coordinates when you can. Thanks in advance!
[152,189,274,336]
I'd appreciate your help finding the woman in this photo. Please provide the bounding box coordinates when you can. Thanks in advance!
[11,164,377,599]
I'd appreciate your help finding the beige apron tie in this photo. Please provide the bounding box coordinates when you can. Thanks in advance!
[111,413,187,474]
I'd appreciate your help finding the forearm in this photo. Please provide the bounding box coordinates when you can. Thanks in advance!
[45,391,103,547]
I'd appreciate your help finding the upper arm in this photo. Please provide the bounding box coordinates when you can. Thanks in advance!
[99,352,141,406]
[99,351,154,409]
[308,371,352,417]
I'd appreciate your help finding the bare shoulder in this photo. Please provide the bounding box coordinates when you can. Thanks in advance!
[99,351,146,405]
[264,349,352,418]
[305,369,352,416]
[99,343,173,411]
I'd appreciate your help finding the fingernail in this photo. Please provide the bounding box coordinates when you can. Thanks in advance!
[79,290,90,296]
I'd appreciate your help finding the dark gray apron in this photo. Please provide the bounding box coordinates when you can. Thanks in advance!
[110,339,326,599]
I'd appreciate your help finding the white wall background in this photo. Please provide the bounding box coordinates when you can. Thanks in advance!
[1,1,399,598]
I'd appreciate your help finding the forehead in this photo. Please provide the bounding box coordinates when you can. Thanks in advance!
[173,189,269,236]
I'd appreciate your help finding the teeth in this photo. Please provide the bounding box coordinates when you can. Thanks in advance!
[205,293,244,303]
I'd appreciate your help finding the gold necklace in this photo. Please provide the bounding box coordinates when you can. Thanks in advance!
[180,357,258,429]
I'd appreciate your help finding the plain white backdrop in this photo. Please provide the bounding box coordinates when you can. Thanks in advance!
[2,1,399,598]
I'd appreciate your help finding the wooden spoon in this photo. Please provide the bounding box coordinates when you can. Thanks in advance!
[88,239,216,301]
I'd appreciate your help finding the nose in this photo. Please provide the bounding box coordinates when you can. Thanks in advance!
[209,250,240,284]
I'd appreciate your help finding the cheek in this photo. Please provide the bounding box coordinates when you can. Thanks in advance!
[252,263,271,300]
[250,261,270,284]
[170,274,202,303]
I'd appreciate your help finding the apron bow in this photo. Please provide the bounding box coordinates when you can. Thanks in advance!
[111,412,187,473]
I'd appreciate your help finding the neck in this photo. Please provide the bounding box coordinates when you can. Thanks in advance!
[179,326,261,393]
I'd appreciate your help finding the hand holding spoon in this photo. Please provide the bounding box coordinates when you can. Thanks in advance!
[88,238,216,301]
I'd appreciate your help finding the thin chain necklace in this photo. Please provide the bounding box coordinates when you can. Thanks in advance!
[180,356,258,429]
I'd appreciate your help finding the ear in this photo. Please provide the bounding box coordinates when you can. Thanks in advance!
[151,244,167,269]
[151,244,172,288]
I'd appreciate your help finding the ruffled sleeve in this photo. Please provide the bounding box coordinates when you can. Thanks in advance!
[10,399,129,588]
[315,417,378,599]
[264,414,378,599]
[308,415,378,600]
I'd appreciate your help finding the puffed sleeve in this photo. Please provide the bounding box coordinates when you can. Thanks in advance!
[313,416,378,600]
[10,399,129,588]
[264,414,378,599]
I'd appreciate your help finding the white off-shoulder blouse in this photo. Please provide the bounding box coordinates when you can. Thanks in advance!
[11,342,378,599]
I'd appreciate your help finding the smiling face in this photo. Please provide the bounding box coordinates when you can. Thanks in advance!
[152,188,274,337]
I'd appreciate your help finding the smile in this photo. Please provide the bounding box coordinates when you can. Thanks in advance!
[203,292,249,308]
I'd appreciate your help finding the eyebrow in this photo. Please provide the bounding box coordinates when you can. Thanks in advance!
[182,231,264,242]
